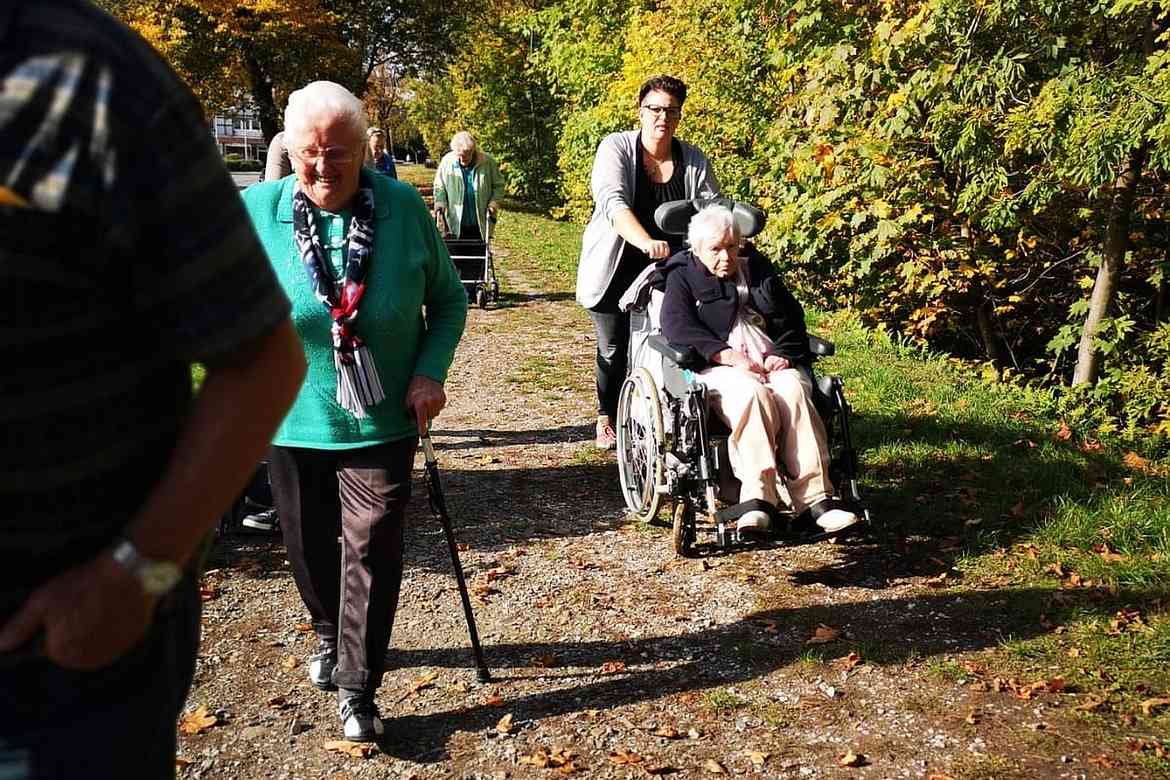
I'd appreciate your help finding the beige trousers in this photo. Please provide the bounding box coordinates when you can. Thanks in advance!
[699,366,833,512]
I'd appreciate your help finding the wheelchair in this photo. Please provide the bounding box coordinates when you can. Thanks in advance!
[614,198,871,556]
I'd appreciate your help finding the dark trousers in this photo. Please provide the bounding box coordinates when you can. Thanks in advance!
[270,438,416,693]
[588,309,630,420]
[0,578,200,779]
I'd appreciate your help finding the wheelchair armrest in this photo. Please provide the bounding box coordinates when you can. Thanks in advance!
[647,334,704,369]
[808,334,835,357]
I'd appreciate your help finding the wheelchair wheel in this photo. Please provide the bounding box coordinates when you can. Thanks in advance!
[616,368,665,522]
[671,502,695,557]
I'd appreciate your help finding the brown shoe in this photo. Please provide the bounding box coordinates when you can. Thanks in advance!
[595,416,617,450]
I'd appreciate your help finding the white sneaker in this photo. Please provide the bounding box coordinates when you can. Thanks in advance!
[737,509,771,534]
[339,694,384,741]
[815,508,861,534]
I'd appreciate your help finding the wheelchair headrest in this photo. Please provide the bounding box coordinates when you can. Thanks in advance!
[653,198,767,239]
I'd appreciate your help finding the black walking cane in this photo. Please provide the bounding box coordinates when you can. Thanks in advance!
[420,421,492,682]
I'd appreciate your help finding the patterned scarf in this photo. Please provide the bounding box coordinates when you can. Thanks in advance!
[292,184,385,417]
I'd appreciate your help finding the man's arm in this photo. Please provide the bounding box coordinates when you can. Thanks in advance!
[0,319,305,669]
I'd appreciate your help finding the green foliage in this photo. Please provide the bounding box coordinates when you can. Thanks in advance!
[222,155,264,172]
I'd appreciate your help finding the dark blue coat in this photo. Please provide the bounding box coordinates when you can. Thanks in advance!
[658,244,809,365]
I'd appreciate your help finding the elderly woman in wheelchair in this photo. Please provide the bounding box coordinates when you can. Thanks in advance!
[615,200,866,553]
[659,204,861,536]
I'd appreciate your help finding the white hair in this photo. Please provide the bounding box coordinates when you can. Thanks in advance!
[284,81,367,147]
[687,204,741,250]
[450,130,477,153]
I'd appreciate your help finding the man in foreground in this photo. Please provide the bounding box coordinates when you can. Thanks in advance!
[0,1,306,776]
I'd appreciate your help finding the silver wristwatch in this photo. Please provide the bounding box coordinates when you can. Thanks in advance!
[109,538,183,595]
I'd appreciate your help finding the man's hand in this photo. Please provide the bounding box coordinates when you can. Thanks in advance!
[0,553,155,670]
[486,202,498,220]
[763,355,790,374]
[643,239,670,260]
[405,375,447,435]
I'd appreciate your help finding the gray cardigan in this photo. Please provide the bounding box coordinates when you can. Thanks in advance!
[576,130,720,308]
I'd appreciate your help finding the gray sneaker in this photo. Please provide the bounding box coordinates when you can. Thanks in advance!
[241,507,278,532]
[309,643,337,690]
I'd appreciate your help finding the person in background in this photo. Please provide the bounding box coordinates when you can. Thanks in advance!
[0,1,306,776]
[576,74,719,449]
[242,81,467,742]
[432,130,504,240]
[365,128,398,179]
[264,130,292,182]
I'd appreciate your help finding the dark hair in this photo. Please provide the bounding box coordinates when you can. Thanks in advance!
[637,75,687,107]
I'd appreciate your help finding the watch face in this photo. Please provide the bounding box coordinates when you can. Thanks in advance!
[142,562,183,594]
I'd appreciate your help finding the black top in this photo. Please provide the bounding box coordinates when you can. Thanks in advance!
[657,245,810,365]
[593,139,686,312]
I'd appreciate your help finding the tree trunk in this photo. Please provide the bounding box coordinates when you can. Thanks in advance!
[1071,145,1147,386]
[975,295,1006,367]
[243,52,281,146]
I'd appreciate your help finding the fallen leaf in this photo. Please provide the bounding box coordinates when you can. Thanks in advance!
[496,713,515,735]
[1093,543,1126,563]
[531,653,558,668]
[927,775,956,780]
[600,661,627,674]
[835,652,862,671]
[964,709,979,725]
[744,750,769,767]
[293,622,314,633]
[838,750,866,767]
[652,725,680,739]
[702,758,727,774]
[175,756,193,769]
[266,695,290,709]
[1075,695,1107,712]
[484,692,505,707]
[1140,697,1170,717]
[323,740,377,759]
[1122,451,1152,474]
[805,624,841,644]
[485,566,514,582]
[178,705,219,736]
[1086,753,1117,768]
[608,749,642,765]
[409,671,439,694]
[281,655,298,670]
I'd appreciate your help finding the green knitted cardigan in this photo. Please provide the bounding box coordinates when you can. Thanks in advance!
[243,171,467,449]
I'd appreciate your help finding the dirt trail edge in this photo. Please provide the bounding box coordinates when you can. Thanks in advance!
[186,247,1139,780]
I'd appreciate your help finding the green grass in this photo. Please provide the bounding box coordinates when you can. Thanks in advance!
[703,688,750,713]
[493,206,583,289]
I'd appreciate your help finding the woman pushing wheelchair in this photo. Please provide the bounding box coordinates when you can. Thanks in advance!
[658,205,862,537]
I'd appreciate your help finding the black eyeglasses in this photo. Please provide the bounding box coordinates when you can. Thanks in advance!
[641,104,682,120]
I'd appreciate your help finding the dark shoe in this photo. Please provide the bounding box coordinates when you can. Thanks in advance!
[338,691,384,741]
[241,507,278,532]
[309,643,337,690]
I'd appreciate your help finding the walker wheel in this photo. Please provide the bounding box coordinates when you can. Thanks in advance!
[672,502,696,557]
[475,288,488,309]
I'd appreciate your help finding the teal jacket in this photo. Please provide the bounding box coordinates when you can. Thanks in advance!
[433,150,505,238]
[243,171,467,449]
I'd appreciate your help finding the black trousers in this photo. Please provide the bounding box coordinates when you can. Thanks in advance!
[589,248,649,420]
[270,438,416,693]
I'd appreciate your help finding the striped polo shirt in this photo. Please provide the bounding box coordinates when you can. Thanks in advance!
[0,1,291,619]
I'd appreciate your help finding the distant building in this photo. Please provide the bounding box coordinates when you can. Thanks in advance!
[211,105,264,161]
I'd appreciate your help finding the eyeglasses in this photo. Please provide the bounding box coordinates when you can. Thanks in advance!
[641,104,682,120]
[293,145,357,164]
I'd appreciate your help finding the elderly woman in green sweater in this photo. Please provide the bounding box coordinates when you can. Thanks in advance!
[242,81,467,742]
[432,130,505,240]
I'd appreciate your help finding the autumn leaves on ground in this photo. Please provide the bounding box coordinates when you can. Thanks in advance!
[179,203,1169,779]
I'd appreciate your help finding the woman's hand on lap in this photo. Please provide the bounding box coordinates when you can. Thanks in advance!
[764,355,790,374]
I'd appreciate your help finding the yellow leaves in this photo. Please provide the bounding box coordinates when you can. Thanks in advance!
[702,758,728,774]
[521,747,581,774]
[837,750,866,767]
[870,199,892,219]
[496,713,515,734]
[178,705,220,736]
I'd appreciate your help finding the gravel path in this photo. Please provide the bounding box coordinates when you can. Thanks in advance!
[182,249,1143,779]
